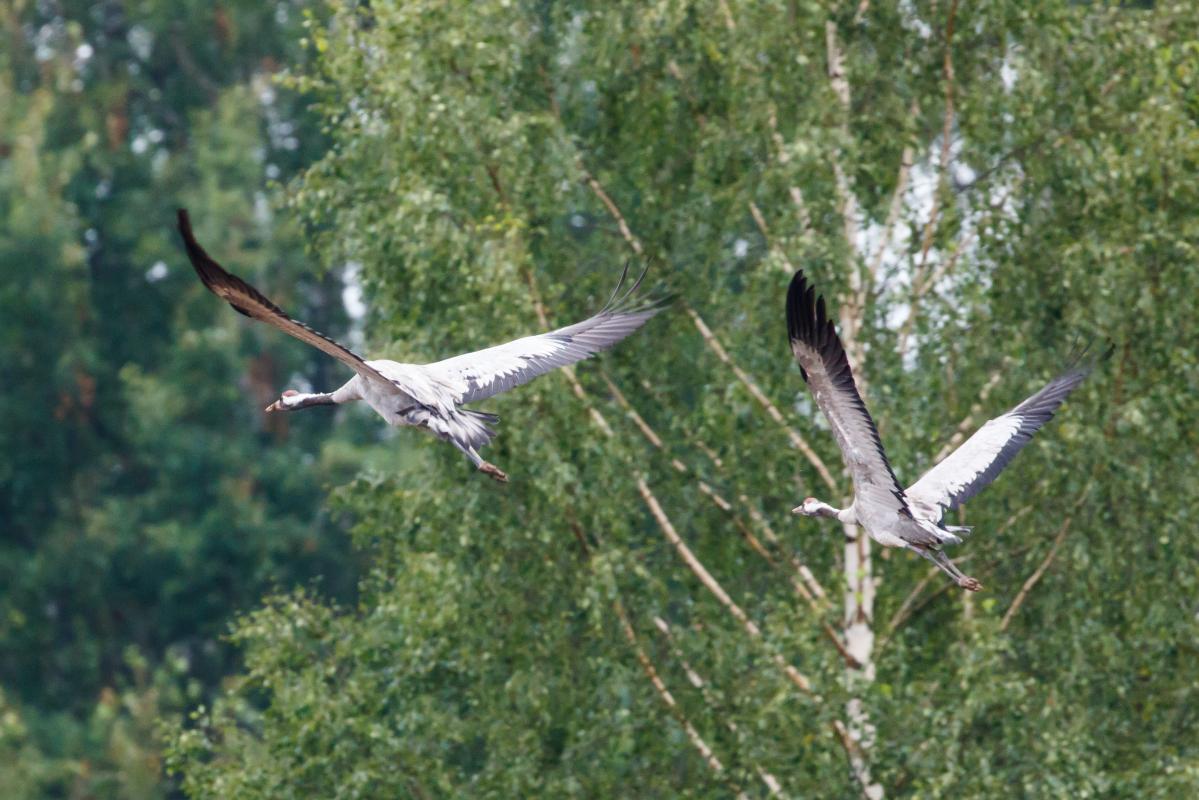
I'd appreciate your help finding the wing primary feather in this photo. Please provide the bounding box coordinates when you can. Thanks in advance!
[786,269,913,519]
[622,261,651,303]
[432,263,668,405]
[177,208,393,386]
[600,261,632,312]
[905,344,1106,517]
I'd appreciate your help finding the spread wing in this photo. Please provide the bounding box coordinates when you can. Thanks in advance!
[905,353,1098,520]
[428,265,668,404]
[786,270,913,522]
[177,209,392,387]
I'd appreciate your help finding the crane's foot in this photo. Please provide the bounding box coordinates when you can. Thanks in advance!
[957,575,983,592]
[478,462,509,483]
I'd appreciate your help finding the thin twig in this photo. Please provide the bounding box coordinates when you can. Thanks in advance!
[824,20,866,331]
[576,160,837,497]
[1000,482,1094,631]
[883,504,1034,638]
[896,228,976,359]
[683,302,839,494]
[653,617,786,798]
[750,201,797,274]
[613,602,738,786]
[580,164,645,256]
[913,0,959,279]
[929,364,1008,463]
[881,541,1042,644]
[867,134,916,282]
[530,179,818,693]
[767,103,814,232]
[637,477,814,695]
[603,375,856,665]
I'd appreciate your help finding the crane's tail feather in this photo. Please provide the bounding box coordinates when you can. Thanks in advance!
[456,409,499,451]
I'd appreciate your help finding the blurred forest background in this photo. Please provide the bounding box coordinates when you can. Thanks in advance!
[2,0,1197,797]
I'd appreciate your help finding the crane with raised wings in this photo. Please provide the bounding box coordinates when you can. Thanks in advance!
[178,209,666,482]
[786,269,1098,591]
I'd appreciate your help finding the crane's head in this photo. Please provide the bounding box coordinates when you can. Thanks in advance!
[265,389,306,413]
[792,497,838,518]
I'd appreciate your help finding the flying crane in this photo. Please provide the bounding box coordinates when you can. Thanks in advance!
[786,270,1097,590]
[178,209,666,482]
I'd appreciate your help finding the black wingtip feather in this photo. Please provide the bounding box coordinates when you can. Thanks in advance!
[785,270,809,348]
[602,261,633,312]
[940,343,1106,511]
[177,209,294,323]
[785,269,913,516]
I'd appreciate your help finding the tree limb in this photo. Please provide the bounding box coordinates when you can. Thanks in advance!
[574,160,838,498]
[612,602,739,789]
[1000,482,1094,631]
[653,617,786,798]
[683,302,840,494]
[636,476,814,695]
[603,373,860,668]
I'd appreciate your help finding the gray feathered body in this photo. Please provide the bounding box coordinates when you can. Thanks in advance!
[176,208,665,476]
[785,269,1100,590]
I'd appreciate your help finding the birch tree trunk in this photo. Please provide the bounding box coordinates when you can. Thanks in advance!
[826,18,886,799]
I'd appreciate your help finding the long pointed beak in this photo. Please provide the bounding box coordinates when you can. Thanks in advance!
[792,506,803,515]
[265,401,282,413]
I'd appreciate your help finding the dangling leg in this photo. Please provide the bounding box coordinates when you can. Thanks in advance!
[917,546,982,592]
[448,438,508,483]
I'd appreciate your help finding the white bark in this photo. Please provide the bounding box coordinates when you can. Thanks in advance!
[826,20,887,799]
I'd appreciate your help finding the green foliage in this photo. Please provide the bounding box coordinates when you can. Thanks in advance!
[0,2,366,796]
[170,1,1199,796]
[5,0,1199,797]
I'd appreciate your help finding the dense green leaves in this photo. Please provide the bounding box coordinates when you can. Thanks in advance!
[5,0,1199,797]
[1,2,364,796]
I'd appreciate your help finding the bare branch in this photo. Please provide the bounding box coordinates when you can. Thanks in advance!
[580,164,645,256]
[576,162,837,497]
[603,374,859,669]
[824,21,865,324]
[912,0,959,283]
[637,476,814,695]
[683,303,840,494]
[765,106,814,235]
[1000,482,1094,631]
[788,186,814,234]
[613,602,736,785]
[867,128,916,282]
[749,200,798,273]
[896,228,976,359]
[624,379,834,609]
[653,617,786,798]
[527,266,817,703]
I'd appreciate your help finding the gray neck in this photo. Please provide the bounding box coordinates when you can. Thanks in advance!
[288,392,336,410]
[817,502,855,524]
